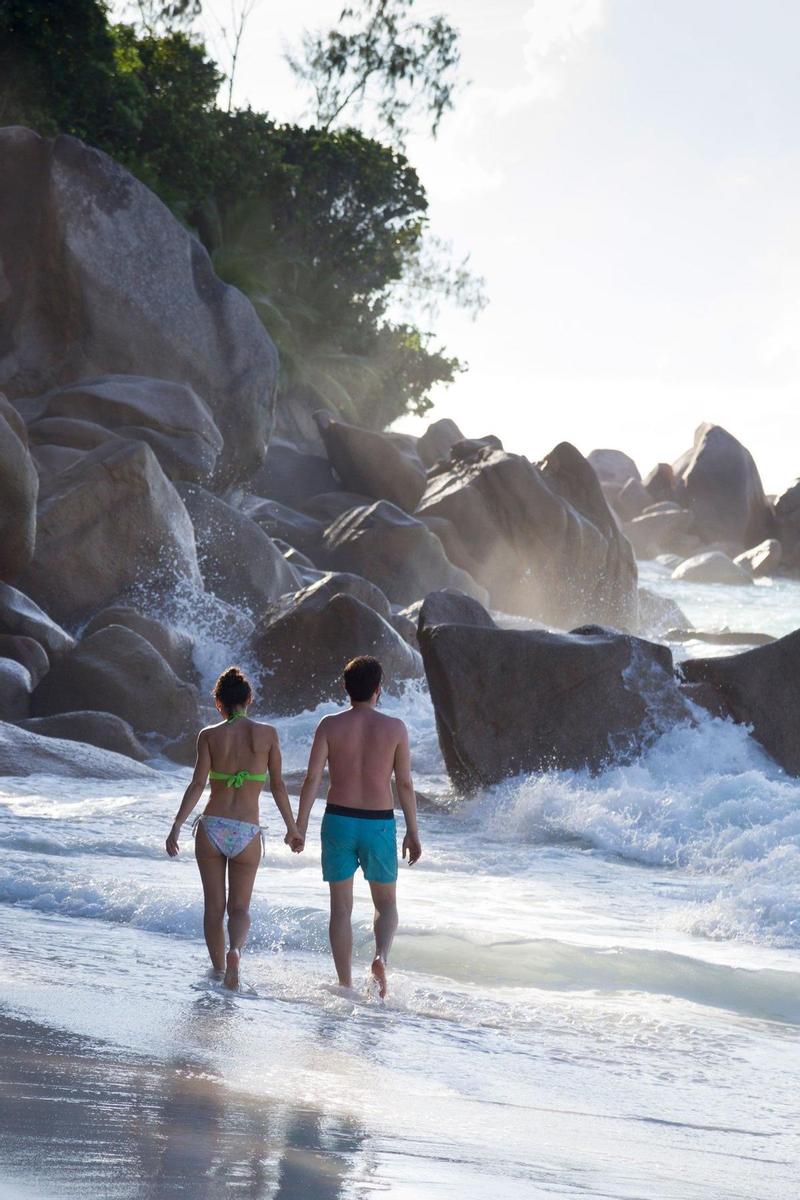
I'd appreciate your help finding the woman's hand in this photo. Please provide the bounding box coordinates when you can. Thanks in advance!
[284,824,305,853]
[166,823,181,857]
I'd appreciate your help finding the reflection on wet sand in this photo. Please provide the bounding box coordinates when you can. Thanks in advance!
[0,1008,368,1199]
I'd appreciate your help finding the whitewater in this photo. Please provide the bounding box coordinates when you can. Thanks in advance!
[1,563,798,1198]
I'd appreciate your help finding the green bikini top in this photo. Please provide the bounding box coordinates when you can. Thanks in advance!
[209,711,268,789]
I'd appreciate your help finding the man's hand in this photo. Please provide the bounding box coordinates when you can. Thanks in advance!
[165,824,180,857]
[402,832,422,865]
[285,830,305,853]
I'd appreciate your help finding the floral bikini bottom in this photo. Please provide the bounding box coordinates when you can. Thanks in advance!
[193,814,265,859]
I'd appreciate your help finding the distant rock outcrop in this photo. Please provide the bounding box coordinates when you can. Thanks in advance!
[672,424,771,548]
[322,500,489,606]
[417,441,638,629]
[0,127,278,486]
[318,417,427,512]
[671,551,752,585]
[20,711,148,762]
[0,720,158,779]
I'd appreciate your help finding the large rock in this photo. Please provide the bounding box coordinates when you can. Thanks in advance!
[249,439,339,509]
[614,476,650,522]
[267,572,394,623]
[176,484,299,616]
[625,508,694,559]
[0,583,75,657]
[0,721,158,779]
[241,497,325,556]
[774,480,800,568]
[318,418,426,512]
[0,394,37,581]
[681,631,800,774]
[673,424,771,547]
[19,711,148,762]
[734,538,782,578]
[671,552,752,585]
[302,491,373,522]
[322,501,489,607]
[252,591,422,715]
[643,463,676,503]
[18,439,201,627]
[419,623,688,791]
[83,606,195,681]
[0,127,278,486]
[417,589,497,633]
[636,588,690,638]
[18,376,223,483]
[417,418,465,469]
[587,448,641,486]
[0,634,48,688]
[417,441,638,629]
[31,625,199,737]
[0,658,32,720]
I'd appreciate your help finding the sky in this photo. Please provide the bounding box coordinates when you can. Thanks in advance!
[134,1,800,493]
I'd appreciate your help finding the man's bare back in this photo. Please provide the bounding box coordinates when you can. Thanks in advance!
[323,706,405,810]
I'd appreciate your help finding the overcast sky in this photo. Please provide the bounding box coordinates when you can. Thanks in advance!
[151,0,800,493]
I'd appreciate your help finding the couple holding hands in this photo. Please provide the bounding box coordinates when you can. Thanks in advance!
[166,657,421,997]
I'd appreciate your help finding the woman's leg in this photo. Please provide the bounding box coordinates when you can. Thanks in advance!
[195,824,227,971]
[224,833,261,987]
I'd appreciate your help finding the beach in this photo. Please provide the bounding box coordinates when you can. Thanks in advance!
[0,568,799,1198]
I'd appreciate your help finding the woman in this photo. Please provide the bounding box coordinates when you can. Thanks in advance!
[166,666,303,989]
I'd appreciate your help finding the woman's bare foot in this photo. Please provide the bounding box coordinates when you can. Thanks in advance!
[223,948,240,990]
[371,954,387,999]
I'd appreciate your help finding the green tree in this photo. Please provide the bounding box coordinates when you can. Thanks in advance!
[287,0,462,148]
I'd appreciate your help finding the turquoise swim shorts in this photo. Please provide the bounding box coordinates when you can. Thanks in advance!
[320,807,398,884]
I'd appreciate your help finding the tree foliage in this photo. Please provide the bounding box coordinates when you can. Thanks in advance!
[0,0,477,429]
[287,0,461,148]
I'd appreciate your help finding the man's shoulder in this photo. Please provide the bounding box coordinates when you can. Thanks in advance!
[374,711,406,734]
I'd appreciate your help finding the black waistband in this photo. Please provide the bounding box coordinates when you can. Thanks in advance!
[325,803,395,820]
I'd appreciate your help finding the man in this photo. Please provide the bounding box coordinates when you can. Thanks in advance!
[294,655,422,997]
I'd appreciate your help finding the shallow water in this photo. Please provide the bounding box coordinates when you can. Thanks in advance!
[1,577,800,1197]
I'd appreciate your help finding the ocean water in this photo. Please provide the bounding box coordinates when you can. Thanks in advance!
[1,576,799,1198]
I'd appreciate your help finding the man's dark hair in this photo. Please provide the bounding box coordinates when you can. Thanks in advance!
[343,656,383,702]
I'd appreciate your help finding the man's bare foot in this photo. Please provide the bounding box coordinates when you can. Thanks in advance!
[223,948,240,990]
[371,954,387,999]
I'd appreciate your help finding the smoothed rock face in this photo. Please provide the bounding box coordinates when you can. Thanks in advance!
[636,588,690,638]
[18,376,223,483]
[253,591,422,715]
[734,538,782,578]
[318,418,426,512]
[83,606,195,682]
[0,634,48,689]
[417,418,464,469]
[241,496,325,555]
[322,500,489,607]
[250,440,340,509]
[0,658,32,720]
[673,423,771,547]
[625,508,694,560]
[31,625,199,737]
[19,439,201,627]
[20,711,147,762]
[176,484,299,616]
[0,583,75,657]
[774,481,800,567]
[587,448,641,486]
[671,551,752,585]
[265,572,393,624]
[680,630,800,774]
[419,623,687,791]
[0,394,37,581]
[417,441,638,629]
[0,720,158,779]
[416,589,497,634]
[0,127,278,486]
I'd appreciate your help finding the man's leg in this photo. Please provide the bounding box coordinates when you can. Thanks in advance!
[368,880,398,998]
[328,878,354,988]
